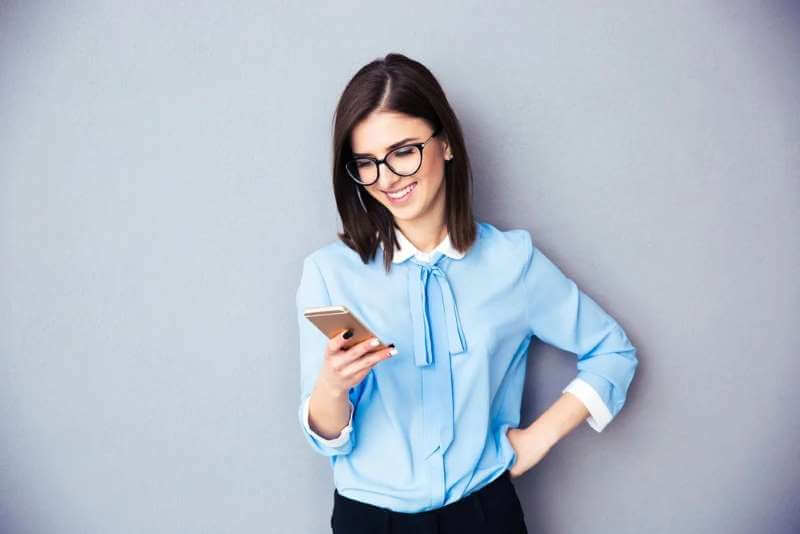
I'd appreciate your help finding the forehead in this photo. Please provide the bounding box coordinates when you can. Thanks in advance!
[350,111,430,154]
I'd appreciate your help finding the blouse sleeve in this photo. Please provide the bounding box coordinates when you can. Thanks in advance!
[521,231,638,432]
[295,254,356,455]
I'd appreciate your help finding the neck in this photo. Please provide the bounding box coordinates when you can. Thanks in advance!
[395,218,448,254]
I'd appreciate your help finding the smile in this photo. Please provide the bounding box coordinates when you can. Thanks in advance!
[384,181,417,204]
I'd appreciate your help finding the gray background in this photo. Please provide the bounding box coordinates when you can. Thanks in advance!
[1,1,798,533]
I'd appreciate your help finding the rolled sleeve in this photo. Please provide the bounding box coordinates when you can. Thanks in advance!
[295,254,356,455]
[562,376,613,432]
[300,394,354,448]
[521,231,638,432]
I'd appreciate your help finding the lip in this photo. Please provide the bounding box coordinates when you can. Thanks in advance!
[382,181,417,194]
[383,181,418,204]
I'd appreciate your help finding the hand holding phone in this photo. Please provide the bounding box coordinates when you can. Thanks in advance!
[304,305,398,394]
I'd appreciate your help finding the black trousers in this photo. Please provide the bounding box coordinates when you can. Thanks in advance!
[330,469,528,533]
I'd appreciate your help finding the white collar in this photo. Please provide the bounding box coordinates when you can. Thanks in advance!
[377,227,465,264]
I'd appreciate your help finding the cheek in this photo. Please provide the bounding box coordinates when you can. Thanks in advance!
[420,158,445,189]
[422,152,443,174]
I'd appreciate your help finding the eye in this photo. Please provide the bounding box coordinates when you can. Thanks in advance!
[393,147,415,157]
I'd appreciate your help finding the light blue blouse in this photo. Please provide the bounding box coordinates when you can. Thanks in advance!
[295,220,638,513]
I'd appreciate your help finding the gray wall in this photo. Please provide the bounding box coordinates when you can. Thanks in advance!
[1,2,798,533]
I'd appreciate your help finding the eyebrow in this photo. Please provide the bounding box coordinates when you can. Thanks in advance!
[352,137,420,158]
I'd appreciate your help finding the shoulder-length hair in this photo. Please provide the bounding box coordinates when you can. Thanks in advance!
[331,53,477,273]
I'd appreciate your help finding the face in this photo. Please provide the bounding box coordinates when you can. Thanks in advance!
[349,111,452,226]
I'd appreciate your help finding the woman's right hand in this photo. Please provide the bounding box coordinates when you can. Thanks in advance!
[317,329,396,395]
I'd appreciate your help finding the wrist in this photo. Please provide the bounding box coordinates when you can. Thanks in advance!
[315,378,348,400]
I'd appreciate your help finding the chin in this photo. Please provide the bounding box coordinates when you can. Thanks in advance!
[386,195,424,215]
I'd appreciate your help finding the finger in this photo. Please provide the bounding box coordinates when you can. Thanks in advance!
[340,348,392,378]
[340,336,388,364]
[340,346,394,377]
[326,328,355,355]
[330,337,386,370]
[350,366,371,384]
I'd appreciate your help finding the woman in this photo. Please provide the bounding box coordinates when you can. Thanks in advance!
[296,53,638,534]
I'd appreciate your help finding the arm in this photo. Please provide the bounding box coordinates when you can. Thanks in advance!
[534,390,592,448]
[508,231,639,476]
[304,378,354,442]
[295,255,358,456]
[507,390,591,478]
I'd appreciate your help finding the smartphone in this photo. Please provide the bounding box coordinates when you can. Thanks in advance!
[304,305,389,351]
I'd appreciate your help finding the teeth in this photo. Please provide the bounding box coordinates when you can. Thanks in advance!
[387,182,415,198]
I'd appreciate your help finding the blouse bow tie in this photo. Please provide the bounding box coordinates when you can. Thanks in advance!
[407,254,468,367]
[406,252,467,461]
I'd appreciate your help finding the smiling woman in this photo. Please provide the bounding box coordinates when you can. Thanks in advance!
[330,55,477,273]
[296,52,638,534]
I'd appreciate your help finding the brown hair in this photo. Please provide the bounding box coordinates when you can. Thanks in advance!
[331,52,477,273]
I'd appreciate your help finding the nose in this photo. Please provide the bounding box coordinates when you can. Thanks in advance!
[376,162,404,190]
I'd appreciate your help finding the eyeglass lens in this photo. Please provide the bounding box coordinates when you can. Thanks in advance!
[346,145,422,184]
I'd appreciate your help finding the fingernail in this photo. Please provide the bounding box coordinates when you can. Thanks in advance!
[343,329,353,339]
[388,348,398,356]
[387,344,395,348]
[370,338,380,347]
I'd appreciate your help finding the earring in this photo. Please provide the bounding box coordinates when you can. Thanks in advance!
[356,185,368,213]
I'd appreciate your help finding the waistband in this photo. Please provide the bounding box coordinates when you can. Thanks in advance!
[333,468,513,524]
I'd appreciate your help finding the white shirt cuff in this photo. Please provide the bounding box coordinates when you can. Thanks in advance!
[302,394,354,446]
[562,377,613,432]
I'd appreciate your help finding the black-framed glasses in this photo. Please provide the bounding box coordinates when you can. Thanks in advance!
[345,127,442,185]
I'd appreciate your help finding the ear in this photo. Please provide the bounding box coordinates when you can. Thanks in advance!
[440,134,453,160]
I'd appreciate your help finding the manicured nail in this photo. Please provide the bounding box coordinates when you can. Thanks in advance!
[388,348,398,356]
[343,329,353,339]
[370,338,380,347]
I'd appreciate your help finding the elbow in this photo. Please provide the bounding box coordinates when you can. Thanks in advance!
[574,336,639,430]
